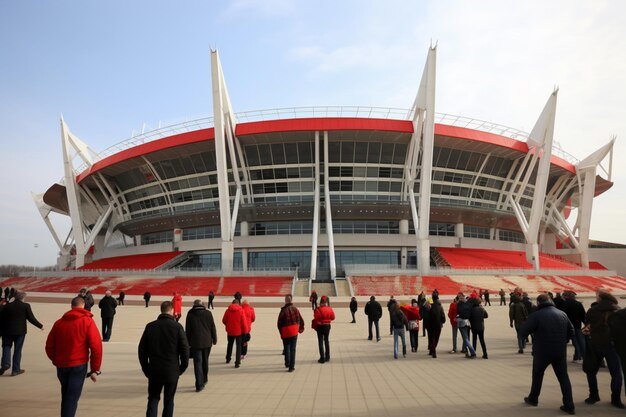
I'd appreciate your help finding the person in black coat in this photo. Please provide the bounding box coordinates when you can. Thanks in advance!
[208,290,215,310]
[3,287,9,302]
[349,297,358,323]
[185,300,217,392]
[469,298,489,359]
[98,291,118,342]
[426,298,445,358]
[0,291,43,376]
[139,301,189,417]
[563,291,586,363]
[553,293,566,311]
[364,296,382,341]
[386,296,397,335]
[144,292,151,308]
[457,295,476,358]
[609,307,626,397]
[583,290,623,408]
[118,291,125,306]
[519,294,575,414]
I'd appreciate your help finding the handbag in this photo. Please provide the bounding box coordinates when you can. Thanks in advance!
[408,320,419,331]
[311,319,318,331]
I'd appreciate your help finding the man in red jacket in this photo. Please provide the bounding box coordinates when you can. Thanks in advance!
[313,295,335,363]
[46,296,102,417]
[222,300,248,368]
[277,294,304,372]
[172,293,183,322]
[241,300,256,360]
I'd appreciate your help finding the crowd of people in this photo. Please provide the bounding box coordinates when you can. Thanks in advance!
[0,284,624,416]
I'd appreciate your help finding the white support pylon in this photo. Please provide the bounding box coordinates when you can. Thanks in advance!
[31,192,67,253]
[403,45,436,275]
[310,131,321,280]
[323,131,337,279]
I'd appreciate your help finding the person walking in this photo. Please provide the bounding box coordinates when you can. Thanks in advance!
[313,296,335,363]
[309,291,318,311]
[172,293,183,322]
[499,289,506,306]
[208,290,215,310]
[45,296,103,417]
[78,288,94,311]
[448,295,459,353]
[427,297,446,358]
[390,303,408,359]
[98,290,118,342]
[0,291,43,376]
[185,299,217,392]
[386,296,397,335]
[483,289,491,306]
[563,291,586,364]
[509,294,529,354]
[470,297,489,359]
[609,306,626,398]
[401,299,421,353]
[277,294,304,372]
[118,291,125,306]
[241,299,256,359]
[583,290,623,408]
[420,296,430,338]
[519,294,575,415]
[364,296,382,341]
[349,297,358,323]
[139,301,189,417]
[144,291,151,308]
[456,294,476,358]
[2,287,8,302]
[222,299,247,368]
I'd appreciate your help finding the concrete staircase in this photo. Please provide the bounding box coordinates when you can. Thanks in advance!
[311,282,336,297]
[293,279,310,297]
[334,279,352,297]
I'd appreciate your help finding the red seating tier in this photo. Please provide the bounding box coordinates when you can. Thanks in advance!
[79,251,181,270]
[436,247,580,270]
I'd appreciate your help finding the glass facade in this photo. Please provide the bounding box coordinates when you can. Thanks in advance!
[464,225,491,239]
[499,229,525,243]
[141,230,173,245]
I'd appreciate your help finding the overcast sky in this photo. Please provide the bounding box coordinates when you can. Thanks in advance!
[1,0,624,266]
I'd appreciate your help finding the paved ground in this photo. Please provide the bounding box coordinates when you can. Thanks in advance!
[0,297,624,417]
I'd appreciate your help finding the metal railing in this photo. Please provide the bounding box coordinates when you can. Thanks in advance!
[73,106,579,174]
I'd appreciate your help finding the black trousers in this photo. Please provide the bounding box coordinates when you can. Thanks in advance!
[367,318,380,340]
[388,312,393,334]
[191,347,210,389]
[528,353,574,409]
[472,329,487,356]
[147,379,178,417]
[500,297,506,306]
[145,300,150,308]
[283,336,298,370]
[226,335,242,365]
[242,334,251,356]
[101,317,113,341]
[484,297,490,306]
[316,325,331,360]
[118,298,124,306]
[427,326,442,355]
[57,363,87,417]
[409,329,419,351]
[350,311,356,322]
[208,297,214,309]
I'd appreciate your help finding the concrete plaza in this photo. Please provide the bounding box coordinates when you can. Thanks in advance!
[0,297,624,417]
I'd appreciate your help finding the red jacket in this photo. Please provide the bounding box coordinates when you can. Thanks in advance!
[314,305,335,326]
[242,303,256,333]
[45,307,103,371]
[448,301,458,327]
[277,304,304,339]
[222,303,248,336]
[470,291,479,299]
[172,294,182,315]
[401,305,421,321]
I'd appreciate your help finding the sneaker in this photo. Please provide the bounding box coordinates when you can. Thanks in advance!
[234,363,240,368]
[468,354,477,359]
[584,395,600,405]
[318,358,325,364]
[0,366,8,376]
[559,405,575,415]
[523,397,538,406]
[611,394,625,409]
[288,368,295,372]
[448,350,457,354]
[11,369,25,376]
[518,349,524,354]
[195,386,205,392]
[376,338,381,342]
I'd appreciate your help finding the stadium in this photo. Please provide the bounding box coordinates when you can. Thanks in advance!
[19,47,626,298]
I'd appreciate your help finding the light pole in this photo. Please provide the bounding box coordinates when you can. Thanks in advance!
[33,243,38,275]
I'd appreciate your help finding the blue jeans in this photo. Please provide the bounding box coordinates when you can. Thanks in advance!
[572,328,585,360]
[515,327,526,351]
[451,326,458,351]
[57,364,87,417]
[283,336,297,370]
[2,334,26,373]
[393,328,406,358]
[458,326,475,356]
[586,344,623,396]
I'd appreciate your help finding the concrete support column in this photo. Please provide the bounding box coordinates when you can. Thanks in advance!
[455,223,464,238]
[491,228,497,241]
[400,247,408,269]
[240,221,249,236]
[173,228,182,243]
[399,219,409,235]
[242,248,248,272]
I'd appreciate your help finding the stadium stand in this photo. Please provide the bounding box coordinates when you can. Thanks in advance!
[436,248,581,270]
[78,251,182,270]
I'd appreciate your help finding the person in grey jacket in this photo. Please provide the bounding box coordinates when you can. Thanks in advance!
[519,294,575,415]
[509,294,529,354]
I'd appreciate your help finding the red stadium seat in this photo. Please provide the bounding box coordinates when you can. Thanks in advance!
[78,251,182,270]
[436,247,581,270]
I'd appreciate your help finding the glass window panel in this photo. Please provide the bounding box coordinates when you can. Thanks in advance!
[258,144,272,165]
[340,142,354,163]
[354,142,368,163]
[298,142,312,163]
[271,143,285,164]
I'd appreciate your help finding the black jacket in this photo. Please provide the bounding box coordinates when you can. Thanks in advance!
[553,295,566,311]
[0,299,43,336]
[364,301,382,320]
[469,301,488,332]
[390,308,407,329]
[80,293,95,311]
[456,300,472,320]
[519,302,574,357]
[386,299,397,312]
[349,300,358,313]
[427,301,446,329]
[585,298,618,347]
[138,314,189,382]
[143,292,151,301]
[185,305,217,349]
[119,292,125,300]
[98,296,118,318]
[609,308,626,364]
[563,297,585,329]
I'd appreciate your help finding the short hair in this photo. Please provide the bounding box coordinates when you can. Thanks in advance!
[537,293,552,304]
[105,290,112,296]
[71,296,85,307]
[193,299,203,306]
[161,301,174,314]
[285,294,293,303]
[15,291,26,301]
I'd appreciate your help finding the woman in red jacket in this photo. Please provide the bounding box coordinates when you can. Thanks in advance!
[172,293,183,322]
[241,300,256,359]
[313,296,335,363]
[401,299,421,353]
[222,300,248,368]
